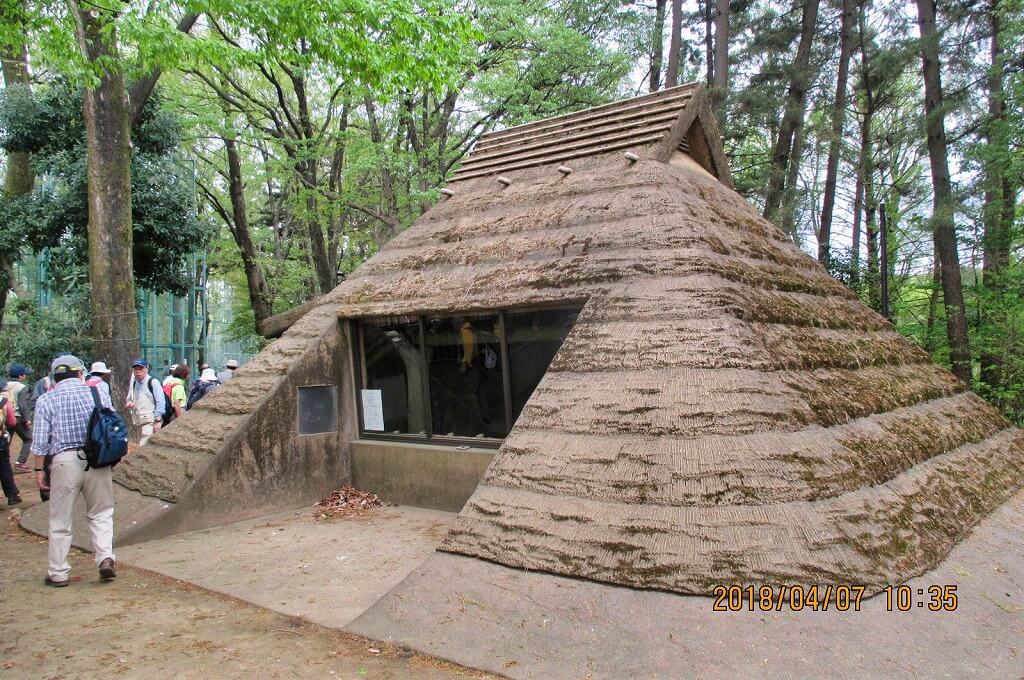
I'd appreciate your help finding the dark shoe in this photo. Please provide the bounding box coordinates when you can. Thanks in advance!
[44,575,69,587]
[99,558,116,580]
[7,496,21,505]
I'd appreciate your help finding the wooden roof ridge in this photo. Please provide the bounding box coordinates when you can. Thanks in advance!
[449,83,733,188]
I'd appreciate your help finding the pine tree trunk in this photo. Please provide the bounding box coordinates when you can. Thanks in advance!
[649,0,666,92]
[223,136,274,329]
[711,0,730,125]
[979,0,1009,393]
[704,0,714,87]
[817,0,855,265]
[665,0,683,87]
[879,200,890,320]
[914,0,971,384]
[69,1,140,409]
[762,0,820,224]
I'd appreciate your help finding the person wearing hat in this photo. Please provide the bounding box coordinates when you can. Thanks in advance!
[216,359,239,383]
[85,361,113,401]
[186,368,221,410]
[31,354,117,585]
[0,379,22,505]
[125,358,165,446]
[7,364,34,472]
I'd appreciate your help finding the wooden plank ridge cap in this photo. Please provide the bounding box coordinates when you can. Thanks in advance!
[450,133,665,182]
[464,107,685,166]
[454,120,677,177]
[473,92,695,154]
[477,82,698,147]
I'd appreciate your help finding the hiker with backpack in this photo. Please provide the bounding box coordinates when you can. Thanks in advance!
[187,367,221,410]
[125,358,165,445]
[0,379,22,506]
[30,354,121,585]
[162,364,189,424]
[8,364,34,473]
[85,361,112,400]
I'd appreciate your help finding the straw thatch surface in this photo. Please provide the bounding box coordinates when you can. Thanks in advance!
[118,87,1024,594]
[323,145,1024,594]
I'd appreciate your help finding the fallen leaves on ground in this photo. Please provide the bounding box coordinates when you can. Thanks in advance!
[312,486,381,520]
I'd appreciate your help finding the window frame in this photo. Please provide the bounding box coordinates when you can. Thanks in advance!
[351,304,580,449]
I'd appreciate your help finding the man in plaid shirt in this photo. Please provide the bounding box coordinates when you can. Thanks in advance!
[31,354,117,586]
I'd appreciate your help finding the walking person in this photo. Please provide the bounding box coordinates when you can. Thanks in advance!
[216,359,238,383]
[162,364,189,424]
[30,355,117,586]
[125,358,164,446]
[85,362,113,401]
[8,364,34,473]
[0,379,21,505]
[187,368,221,410]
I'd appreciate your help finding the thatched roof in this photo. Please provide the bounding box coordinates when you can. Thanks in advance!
[328,83,1024,594]
[116,84,1024,593]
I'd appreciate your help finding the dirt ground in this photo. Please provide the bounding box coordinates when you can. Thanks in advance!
[1,454,495,680]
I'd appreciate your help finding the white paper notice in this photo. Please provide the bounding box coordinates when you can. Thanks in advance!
[361,389,385,431]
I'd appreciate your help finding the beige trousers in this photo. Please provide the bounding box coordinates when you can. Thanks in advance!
[48,450,115,580]
[139,423,154,446]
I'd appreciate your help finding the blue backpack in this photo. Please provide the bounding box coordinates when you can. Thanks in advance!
[84,386,130,470]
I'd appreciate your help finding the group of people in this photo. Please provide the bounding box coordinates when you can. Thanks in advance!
[0,353,240,588]
[0,356,240,502]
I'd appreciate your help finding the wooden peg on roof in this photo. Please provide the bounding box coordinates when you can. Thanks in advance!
[497,176,513,186]
[624,152,639,162]
[440,188,455,197]
[556,165,573,175]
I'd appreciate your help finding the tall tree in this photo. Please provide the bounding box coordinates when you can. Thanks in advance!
[650,0,667,91]
[0,0,32,326]
[817,0,856,265]
[978,0,1014,393]
[665,0,683,87]
[913,0,971,383]
[68,0,138,406]
[711,0,730,124]
[762,0,821,228]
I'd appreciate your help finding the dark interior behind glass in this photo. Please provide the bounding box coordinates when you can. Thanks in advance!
[355,306,580,446]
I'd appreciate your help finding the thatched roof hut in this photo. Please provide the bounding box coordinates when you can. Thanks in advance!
[72,84,1022,596]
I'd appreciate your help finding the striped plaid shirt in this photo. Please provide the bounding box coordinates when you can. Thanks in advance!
[30,378,112,457]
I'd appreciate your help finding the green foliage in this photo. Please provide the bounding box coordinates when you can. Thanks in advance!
[0,298,92,377]
[0,81,213,296]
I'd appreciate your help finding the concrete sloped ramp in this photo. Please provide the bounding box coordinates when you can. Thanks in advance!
[19,483,170,549]
[349,489,1024,679]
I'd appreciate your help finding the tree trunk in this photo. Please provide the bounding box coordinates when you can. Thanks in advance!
[665,0,683,88]
[711,0,730,125]
[979,0,1010,393]
[923,238,940,353]
[762,0,820,224]
[817,0,855,265]
[850,154,863,286]
[0,0,34,327]
[69,0,139,410]
[704,0,714,87]
[914,0,971,384]
[650,0,667,92]
[879,199,890,320]
[223,136,274,328]
[779,114,806,240]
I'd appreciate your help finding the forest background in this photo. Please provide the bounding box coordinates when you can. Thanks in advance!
[0,0,1021,420]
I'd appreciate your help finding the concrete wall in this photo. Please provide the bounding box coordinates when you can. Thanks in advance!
[351,440,494,513]
[120,319,356,543]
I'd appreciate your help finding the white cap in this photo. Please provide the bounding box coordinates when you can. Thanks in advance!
[200,368,218,382]
[89,361,111,374]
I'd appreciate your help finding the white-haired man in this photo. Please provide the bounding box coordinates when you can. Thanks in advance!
[31,354,116,586]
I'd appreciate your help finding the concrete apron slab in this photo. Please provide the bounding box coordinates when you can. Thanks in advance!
[114,505,454,629]
[348,489,1024,680]
[21,494,455,631]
